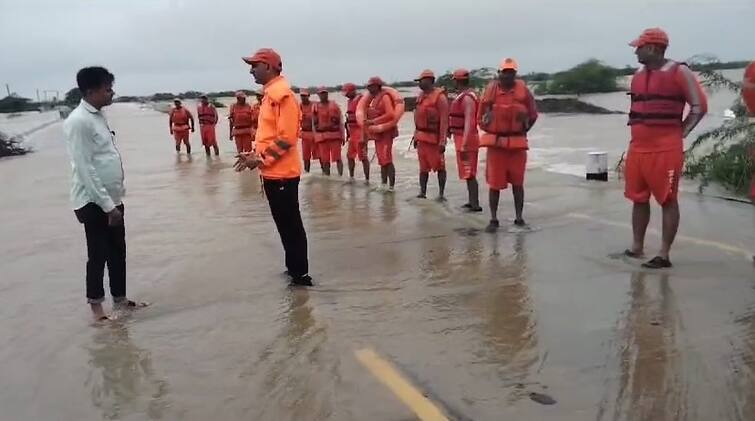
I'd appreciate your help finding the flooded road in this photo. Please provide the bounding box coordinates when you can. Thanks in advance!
[1,100,754,420]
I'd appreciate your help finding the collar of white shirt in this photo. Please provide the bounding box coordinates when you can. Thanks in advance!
[81,99,100,114]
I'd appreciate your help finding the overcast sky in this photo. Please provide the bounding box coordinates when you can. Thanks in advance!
[1,0,753,98]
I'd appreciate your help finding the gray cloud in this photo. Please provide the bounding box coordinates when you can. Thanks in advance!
[1,0,753,98]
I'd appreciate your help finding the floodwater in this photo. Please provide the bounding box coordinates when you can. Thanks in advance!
[1,80,754,420]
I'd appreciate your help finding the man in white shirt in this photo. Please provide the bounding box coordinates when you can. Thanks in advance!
[64,66,146,321]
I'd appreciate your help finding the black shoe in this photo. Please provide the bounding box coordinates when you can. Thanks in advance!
[485,220,500,233]
[417,193,427,199]
[514,219,527,227]
[461,203,472,209]
[642,256,672,269]
[290,274,314,287]
[466,205,483,213]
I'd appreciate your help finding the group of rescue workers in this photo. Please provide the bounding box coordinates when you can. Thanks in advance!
[170,27,754,280]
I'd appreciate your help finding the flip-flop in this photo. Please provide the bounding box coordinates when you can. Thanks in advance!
[624,249,644,259]
[119,300,150,308]
[642,256,672,269]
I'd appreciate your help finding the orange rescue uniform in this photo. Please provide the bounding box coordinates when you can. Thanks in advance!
[300,102,318,161]
[197,103,218,146]
[450,90,480,179]
[366,90,398,166]
[230,102,255,153]
[624,61,707,205]
[414,88,449,173]
[346,94,367,161]
[314,101,345,164]
[170,107,193,146]
[479,79,538,190]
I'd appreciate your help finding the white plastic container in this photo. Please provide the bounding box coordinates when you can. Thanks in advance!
[586,151,608,181]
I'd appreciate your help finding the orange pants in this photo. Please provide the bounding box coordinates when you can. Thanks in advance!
[486,148,527,190]
[318,140,342,164]
[173,130,190,146]
[624,148,683,205]
[374,135,394,166]
[200,125,217,146]
[234,134,253,153]
[456,149,479,180]
[417,142,445,173]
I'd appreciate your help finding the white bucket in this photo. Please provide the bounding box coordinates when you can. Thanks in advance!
[586,151,608,181]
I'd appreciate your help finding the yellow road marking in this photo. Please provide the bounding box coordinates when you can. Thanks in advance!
[355,348,450,421]
[567,212,753,259]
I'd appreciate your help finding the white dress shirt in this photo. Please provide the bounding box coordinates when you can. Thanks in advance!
[63,99,125,212]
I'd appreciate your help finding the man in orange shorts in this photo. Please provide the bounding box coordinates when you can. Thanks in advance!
[196,94,219,156]
[478,58,538,232]
[449,69,482,212]
[228,91,255,154]
[299,89,318,173]
[169,98,195,154]
[412,69,449,200]
[343,83,370,182]
[364,77,399,191]
[314,87,345,176]
[623,28,707,268]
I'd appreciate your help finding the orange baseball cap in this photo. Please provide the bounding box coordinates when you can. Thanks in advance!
[341,83,357,93]
[317,86,328,94]
[499,58,519,71]
[452,68,470,80]
[299,89,310,96]
[242,48,283,71]
[367,76,385,86]
[235,91,246,98]
[414,69,435,81]
[629,27,669,48]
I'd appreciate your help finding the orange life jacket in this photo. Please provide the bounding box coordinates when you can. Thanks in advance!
[449,90,479,135]
[414,88,444,144]
[366,91,399,140]
[314,101,343,143]
[628,61,687,127]
[170,107,191,131]
[346,94,362,130]
[743,61,755,116]
[300,102,315,133]
[197,104,217,125]
[479,79,530,149]
[230,103,254,136]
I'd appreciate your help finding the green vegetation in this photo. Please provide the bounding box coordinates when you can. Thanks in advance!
[64,88,81,106]
[684,69,754,197]
[0,96,39,113]
[535,60,623,95]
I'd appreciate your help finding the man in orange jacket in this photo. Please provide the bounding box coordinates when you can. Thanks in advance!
[314,87,345,176]
[365,77,398,191]
[197,94,219,156]
[234,48,311,286]
[479,58,538,232]
[623,28,707,268]
[299,89,318,173]
[413,69,449,200]
[228,91,255,154]
[450,69,482,212]
[169,98,195,154]
[342,83,369,182]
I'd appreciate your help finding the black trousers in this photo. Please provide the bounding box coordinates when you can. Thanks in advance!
[263,178,309,277]
[74,203,126,304]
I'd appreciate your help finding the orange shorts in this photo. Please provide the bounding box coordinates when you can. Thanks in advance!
[234,134,253,153]
[417,142,445,173]
[456,149,478,180]
[624,148,683,205]
[347,131,368,161]
[301,133,317,161]
[318,140,342,164]
[199,125,216,146]
[375,136,394,166]
[486,148,527,190]
[173,130,189,145]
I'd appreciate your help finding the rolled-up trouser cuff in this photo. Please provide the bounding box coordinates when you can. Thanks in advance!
[87,297,105,304]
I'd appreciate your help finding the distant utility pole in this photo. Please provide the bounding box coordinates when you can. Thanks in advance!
[5,84,9,96]
[36,89,40,102]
